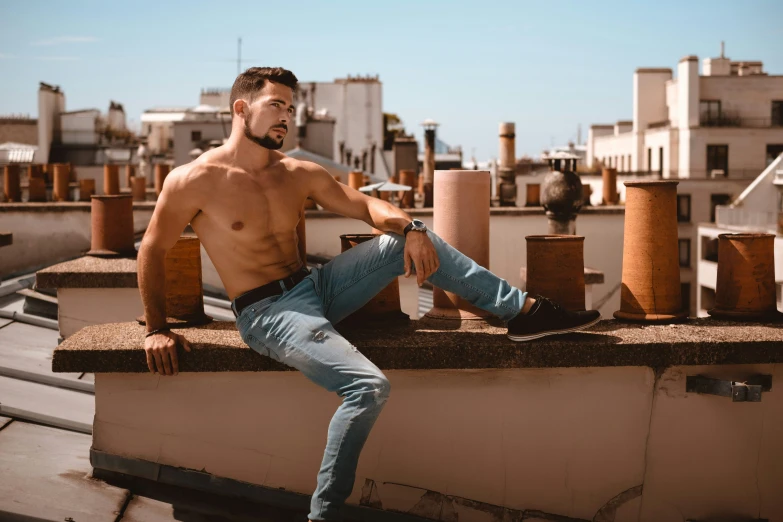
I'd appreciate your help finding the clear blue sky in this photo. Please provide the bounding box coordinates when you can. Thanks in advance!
[1,0,781,160]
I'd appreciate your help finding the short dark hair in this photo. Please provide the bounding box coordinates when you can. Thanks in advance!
[229,67,298,116]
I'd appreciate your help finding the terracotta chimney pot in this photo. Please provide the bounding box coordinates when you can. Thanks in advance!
[525,235,586,311]
[130,176,146,202]
[3,164,21,202]
[104,165,120,195]
[709,233,779,320]
[139,236,212,327]
[427,170,491,319]
[87,195,135,257]
[28,164,44,181]
[525,183,541,207]
[614,180,686,323]
[28,177,47,202]
[338,233,408,324]
[602,167,619,205]
[79,179,95,202]
[53,163,71,201]
[125,164,136,189]
[399,169,416,208]
[154,164,170,196]
[348,171,364,190]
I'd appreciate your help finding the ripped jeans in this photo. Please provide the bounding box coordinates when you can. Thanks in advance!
[233,231,526,521]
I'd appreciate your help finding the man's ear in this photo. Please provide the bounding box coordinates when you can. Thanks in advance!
[233,99,245,118]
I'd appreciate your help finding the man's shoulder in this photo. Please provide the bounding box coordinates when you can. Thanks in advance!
[168,159,225,188]
[277,153,329,177]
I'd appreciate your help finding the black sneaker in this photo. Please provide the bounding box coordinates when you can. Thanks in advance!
[507,295,601,342]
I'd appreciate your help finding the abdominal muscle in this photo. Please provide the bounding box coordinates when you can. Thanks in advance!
[192,219,304,301]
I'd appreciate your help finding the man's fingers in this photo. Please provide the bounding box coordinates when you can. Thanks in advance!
[404,251,412,278]
[169,345,179,375]
[160,349,173,376]
[179,334,192,353]
[145,350,155,373]
[414,257,425,286]
[152,349,164,374]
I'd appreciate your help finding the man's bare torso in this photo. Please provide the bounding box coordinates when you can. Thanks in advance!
[187,147,309,300]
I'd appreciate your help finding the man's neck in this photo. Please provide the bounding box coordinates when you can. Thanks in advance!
[224,131,275,172]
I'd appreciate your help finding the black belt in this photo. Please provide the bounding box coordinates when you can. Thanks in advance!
[232,267,310,317]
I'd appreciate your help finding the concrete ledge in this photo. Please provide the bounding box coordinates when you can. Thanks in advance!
[52,317,783,374]
[37,256,138,289]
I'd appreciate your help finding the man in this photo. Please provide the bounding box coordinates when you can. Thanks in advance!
[138,67,600,521]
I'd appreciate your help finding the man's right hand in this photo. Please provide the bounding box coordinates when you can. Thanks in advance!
[144,330,191,376]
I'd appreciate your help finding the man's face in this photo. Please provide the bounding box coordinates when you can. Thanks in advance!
[240,81,295,150]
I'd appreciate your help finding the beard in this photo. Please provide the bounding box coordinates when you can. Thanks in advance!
[243,118,286,150]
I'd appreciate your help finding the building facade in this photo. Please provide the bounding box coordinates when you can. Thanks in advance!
[587,51,783,179]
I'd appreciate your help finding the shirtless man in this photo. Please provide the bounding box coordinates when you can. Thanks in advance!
[138,67,601,521]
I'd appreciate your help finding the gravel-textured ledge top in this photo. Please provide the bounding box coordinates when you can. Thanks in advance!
[37,256,138,289]
[52,317,783,374]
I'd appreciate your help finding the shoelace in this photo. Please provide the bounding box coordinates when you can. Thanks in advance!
[538,295,567,317]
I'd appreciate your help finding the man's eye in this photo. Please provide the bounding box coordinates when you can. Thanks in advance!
[271,102,279,107]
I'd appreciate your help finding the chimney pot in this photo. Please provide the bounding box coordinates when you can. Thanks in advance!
[427,170,491,319]
[614,180,687,323]
[87,194,136,257]
[3,164,21,202]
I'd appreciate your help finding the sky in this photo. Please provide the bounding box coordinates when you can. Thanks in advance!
[1,0,782,160]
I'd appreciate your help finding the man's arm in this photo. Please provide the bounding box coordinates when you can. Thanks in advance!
[307,164,439,285]
[138,165,205,375]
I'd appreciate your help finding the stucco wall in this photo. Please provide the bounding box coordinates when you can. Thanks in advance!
[93,362,783,521]
[0,204,154,277]
[592,133,635,171]
[700,75,783,122]
[686,127,783,179]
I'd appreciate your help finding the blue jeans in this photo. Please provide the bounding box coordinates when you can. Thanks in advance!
[233,231,526,521]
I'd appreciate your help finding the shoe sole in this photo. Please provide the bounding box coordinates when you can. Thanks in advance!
[507,315,602,342]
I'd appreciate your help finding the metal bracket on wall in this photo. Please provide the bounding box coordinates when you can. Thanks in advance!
[686,375,772,402]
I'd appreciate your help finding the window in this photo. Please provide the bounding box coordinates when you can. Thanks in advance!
[677,194,691,223]
[628,154,632,172]
[679,239,691,268]
[700,100,722,125]
[658,147,664,174]
[647,148,652,172]
[767,144,783,165]
[702,236,719,262]
[681,283,691,317]
[772,101,783,127]
[707,145,729,177]
[191,130,202,142]
[710,193,732,222]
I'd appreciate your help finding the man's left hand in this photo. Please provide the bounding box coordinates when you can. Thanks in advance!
[404,232,440,286]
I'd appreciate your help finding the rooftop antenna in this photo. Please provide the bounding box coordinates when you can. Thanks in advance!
[577,123,582,146]
[720,41,725,59]
[237,37,242,75]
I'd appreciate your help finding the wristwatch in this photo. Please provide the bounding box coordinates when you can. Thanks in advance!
[403,219,427,236]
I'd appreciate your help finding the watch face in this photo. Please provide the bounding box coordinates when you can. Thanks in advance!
[412,219,426,230]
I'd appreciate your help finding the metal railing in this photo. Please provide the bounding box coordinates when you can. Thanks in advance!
[700,115,782,128]
[715,206,778,233]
